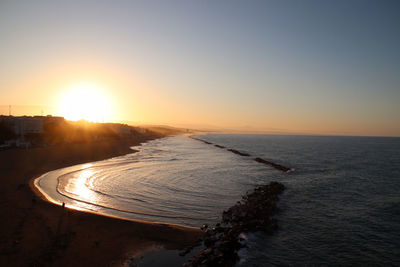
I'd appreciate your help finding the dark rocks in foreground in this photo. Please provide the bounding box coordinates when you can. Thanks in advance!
[183,181,285,267]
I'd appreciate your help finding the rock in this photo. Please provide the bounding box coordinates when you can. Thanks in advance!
[184,181,285,266]
[200,224,208,230]
[253,157,292,172]
[227,149,250,157]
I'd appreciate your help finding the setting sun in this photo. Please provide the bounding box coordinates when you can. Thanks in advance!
[58,83,112,122]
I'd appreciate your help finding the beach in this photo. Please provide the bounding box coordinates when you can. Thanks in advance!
[0,136,202,266]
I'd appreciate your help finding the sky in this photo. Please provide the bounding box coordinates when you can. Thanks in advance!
[0,0,399,136]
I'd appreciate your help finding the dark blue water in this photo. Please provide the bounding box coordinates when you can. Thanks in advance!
[199,134,400,266]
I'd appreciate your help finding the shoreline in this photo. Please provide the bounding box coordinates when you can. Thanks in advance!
[30,170,201,232]
[0,135,203,266]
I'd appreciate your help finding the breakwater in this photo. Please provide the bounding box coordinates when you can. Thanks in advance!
[189,136,294,173]
[183,181,285,266]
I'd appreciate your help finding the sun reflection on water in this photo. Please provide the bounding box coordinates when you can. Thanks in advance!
[81,163,93,169]
[65,167,98,202]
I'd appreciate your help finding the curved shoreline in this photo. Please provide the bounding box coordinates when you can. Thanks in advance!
[32,172,201,231]
[33,163,206,226]
[0,136,202,266]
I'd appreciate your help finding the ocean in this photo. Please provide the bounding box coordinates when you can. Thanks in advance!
[35,134,400,265]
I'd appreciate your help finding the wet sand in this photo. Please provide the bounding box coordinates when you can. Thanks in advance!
[0,136,203,266]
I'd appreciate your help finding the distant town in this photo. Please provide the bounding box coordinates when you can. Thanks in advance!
[0,115,148,149]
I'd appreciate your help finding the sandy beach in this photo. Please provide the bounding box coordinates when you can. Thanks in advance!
[0,136,202,266]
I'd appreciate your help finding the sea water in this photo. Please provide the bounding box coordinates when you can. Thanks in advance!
[35,134,400,265]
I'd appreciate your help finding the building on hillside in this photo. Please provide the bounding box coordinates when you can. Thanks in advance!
[14,116,44,135]
[0,116,43,136]
[0,115,65,136]
[0,115,65,148]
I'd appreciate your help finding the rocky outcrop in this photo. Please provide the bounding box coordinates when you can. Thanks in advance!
[183,181,285,266]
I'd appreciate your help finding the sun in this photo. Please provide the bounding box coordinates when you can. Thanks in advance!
[58,83,112,122]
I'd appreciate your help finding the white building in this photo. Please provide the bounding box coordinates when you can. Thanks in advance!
[13,116,44,136]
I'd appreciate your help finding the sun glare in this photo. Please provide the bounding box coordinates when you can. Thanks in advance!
[59,83,112,122]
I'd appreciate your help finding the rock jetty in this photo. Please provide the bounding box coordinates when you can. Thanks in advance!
[189,136,294,173]
[254,157,292,173]
[183,181,285,266]
[227,149,250,157]
[189,136,214,145]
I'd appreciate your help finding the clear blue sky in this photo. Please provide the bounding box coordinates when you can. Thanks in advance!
[1,0,399,136]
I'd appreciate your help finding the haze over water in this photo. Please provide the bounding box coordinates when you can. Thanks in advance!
[36,134,400,265]
[1,1,400,137]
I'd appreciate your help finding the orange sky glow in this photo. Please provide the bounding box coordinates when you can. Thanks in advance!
[1,1,399,137]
